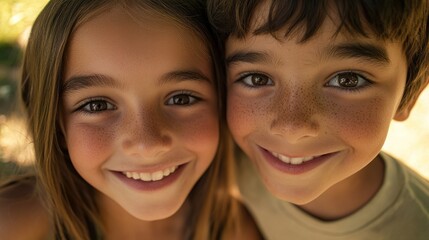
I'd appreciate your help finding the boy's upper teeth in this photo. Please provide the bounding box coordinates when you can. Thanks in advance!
[123,166,178,182]
[270,151,315,165]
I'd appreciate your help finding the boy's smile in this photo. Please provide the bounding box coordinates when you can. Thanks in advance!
[226,8,409,218]
[262,148,341,175]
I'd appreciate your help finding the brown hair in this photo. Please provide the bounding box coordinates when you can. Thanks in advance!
[21,0,237,239]
[208,0,429,110]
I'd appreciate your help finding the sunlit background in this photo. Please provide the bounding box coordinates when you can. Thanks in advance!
[0,0,428,180]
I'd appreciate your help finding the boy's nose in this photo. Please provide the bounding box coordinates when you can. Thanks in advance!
[269,89,320,143]
[121,109,173,159]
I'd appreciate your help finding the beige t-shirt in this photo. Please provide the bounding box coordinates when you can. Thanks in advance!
[237,152,429,240]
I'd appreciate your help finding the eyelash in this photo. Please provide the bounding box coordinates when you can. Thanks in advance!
[165,90,202,106]
[235,72,274,88]
[75,97,116,114]
[73,90,201,114]
[234,71,373,92]
[324,71,373,92]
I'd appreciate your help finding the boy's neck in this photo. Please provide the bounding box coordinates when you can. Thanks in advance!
[297,155,385,221]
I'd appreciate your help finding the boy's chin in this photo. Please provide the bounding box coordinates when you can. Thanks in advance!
[261,177,324,205]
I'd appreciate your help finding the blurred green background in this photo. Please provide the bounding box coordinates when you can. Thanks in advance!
[0,0,47,115]
[0,0,48,176]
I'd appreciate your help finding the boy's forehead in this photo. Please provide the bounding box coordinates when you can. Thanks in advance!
[245,0,373,44]
[225,14,406,70]
[225,0,408,69]
[244,15,353,47]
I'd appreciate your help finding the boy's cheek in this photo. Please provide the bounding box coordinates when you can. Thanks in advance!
[227,96,250,142]
[324,97,390,139]
[226,93,270,140]
[227,91,395,150]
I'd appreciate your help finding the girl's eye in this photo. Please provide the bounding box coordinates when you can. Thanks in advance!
[238,73,274,87]
[166,93,200,106]
[78,99,116,113]
[325,72,372,91]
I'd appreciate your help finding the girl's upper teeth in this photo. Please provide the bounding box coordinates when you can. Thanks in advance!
[270,151,315,165]
[123,166,178,182]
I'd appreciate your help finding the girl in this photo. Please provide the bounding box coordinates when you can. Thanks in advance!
[8,0,261,239]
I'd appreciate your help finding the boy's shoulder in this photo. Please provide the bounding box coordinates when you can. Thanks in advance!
[0,175,52,239]
[385,152,429,207]
[235,152,429,239]
[379,152,429,237]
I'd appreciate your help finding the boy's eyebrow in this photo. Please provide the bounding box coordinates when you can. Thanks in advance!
[62,74,122,94]
[325,43,390,65]
[159,70,212,85]
[225,51,271,66]
[226,43,389,67]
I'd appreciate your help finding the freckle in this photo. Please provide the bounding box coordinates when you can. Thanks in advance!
[99,124,116,141]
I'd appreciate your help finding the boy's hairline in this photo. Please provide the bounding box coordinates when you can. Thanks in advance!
[216,0,415,53]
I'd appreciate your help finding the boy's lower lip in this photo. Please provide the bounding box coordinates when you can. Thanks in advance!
[112,163,186,191]
[259,147,336,175]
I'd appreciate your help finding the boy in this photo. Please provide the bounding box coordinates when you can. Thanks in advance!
[208,0,429,239]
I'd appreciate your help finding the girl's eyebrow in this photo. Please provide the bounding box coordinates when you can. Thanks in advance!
[62,74,122,94]
[159,70,212,85]
[62,70,212,94]
[324,42,390,66]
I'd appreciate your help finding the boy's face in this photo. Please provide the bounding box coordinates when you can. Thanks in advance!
[225,10,410,204]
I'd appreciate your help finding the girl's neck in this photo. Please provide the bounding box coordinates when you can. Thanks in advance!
[97,194,190,240]
[298,155,385,221]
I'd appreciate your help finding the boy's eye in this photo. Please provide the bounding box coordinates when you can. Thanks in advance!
[325,72,371,90]
[166,93,199,106]
[78,99,116,113]
[239,73,274,87]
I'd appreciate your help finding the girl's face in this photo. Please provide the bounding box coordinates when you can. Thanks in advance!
[61,7,218,221]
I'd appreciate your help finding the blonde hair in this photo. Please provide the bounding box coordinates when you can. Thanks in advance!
[21,0,238,239]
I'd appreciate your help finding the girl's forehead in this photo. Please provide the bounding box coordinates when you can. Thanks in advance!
[70,6,200,50]
[73,5,203,45]
[64,6,211,84]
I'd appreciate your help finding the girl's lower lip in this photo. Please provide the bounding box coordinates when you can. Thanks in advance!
[259,147,336,175]
[112,164,186,191]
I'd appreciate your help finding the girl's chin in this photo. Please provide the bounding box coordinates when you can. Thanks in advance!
[125,201,185,221]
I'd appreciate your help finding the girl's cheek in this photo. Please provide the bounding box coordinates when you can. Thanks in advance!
[66,123,117,164]
[175,108,219,152]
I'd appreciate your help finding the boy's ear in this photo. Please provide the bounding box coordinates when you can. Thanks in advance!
[394,79,429,121]
[394,98,417,121]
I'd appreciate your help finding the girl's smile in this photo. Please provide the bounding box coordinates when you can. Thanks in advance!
[18,0,264,238]
[113,163,185,191]
[61,6,219,221]
[122,165,179,182]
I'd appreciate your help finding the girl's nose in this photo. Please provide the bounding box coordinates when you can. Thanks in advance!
[121,108,173,159]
